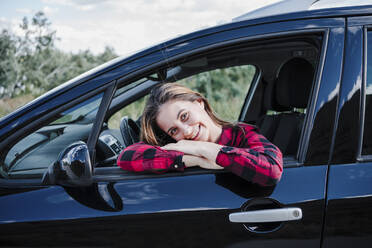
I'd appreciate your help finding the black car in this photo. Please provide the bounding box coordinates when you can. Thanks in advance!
[1,3,372,247]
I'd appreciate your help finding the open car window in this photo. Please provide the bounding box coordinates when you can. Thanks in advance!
[97,34,321,173]
[97,63,257,167]
[108,65,256,128]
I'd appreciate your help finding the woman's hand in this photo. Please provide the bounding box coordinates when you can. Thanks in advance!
[182,155,224,170]
[163,140,224,170]
[162,140,200,156]
[162,140,223,162]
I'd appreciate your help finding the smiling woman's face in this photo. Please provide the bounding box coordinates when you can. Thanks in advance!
[156,99,222,143]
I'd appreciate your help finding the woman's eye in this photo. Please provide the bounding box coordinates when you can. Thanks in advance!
[170,128,177,136]
[181,112,188,121]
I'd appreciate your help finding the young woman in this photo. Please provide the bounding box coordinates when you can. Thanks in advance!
[117,83,283,186]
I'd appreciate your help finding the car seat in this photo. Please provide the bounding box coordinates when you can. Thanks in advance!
[258,57,315,156]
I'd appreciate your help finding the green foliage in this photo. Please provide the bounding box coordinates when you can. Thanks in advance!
[179,65,256,121]
[108,65,256,128]
[108,96,147,129]
[0,11,118,117]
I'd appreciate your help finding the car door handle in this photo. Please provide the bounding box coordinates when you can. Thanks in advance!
[229,207,302,223]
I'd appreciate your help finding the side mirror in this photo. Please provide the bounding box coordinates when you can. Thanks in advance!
[42,141,93,187]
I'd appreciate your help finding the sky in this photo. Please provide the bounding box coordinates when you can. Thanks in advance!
[0,0,281,56]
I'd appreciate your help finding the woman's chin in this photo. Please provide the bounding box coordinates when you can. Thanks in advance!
[199,131,210,142]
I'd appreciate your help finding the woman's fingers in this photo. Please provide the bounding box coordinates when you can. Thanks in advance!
[162,143,181,151]
[162,140,198,155]
[182,155,223,170]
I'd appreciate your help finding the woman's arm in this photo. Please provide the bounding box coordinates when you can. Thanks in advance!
[117,142,185,173]
[162,140,223,161]
[117,142,222,173]
[215,130,283,186]
[162,127,283,186]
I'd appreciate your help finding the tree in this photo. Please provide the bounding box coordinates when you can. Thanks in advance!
[0,11,118,99]
[0,11,118,118]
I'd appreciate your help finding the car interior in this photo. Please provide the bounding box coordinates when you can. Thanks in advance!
[1,34,322,179]
[96,35,321,168]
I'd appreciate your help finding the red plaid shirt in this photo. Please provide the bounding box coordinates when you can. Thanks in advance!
[117,123,283,186]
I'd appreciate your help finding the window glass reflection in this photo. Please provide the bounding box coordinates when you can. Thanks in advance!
[362,32,372,155]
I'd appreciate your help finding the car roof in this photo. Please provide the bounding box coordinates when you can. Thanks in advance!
[233,0,372,22]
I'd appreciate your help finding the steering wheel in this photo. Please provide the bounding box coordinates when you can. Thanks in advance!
[119,116,140,147]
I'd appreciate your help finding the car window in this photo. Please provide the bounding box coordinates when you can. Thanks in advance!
[98,35,321,172]
[108,64,255,129]
[241,39,320,160]
[97,58,257,167]
[178,65,255,122]
[362,31,372,155]
[1,93,103,179]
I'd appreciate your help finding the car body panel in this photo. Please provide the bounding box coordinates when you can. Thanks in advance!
[323,162,372,247]
[331,24,363,164]
[162,18,344,59]
[0,166,327,247]
[322,15,372,248]
[304,26,345,165]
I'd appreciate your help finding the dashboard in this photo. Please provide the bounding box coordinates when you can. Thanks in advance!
[3,122,128,178]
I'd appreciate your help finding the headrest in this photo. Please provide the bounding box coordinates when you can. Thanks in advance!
[264,77,291,112]
[275,57,314,109]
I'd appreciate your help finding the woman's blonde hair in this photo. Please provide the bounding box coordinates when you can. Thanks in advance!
[141,83,231,146]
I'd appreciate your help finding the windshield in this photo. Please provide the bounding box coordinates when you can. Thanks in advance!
[1,93,104,178]
[51,93,102,125]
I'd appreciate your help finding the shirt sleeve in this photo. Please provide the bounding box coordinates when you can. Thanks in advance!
[117,142,185,173]
[216,126,283,186]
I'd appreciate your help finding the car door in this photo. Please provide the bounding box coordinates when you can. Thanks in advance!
[87,17,344,247]
[322,16,372,248]
[0,17,344,248]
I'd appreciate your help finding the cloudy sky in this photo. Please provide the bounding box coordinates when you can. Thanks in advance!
[1,0,281,56]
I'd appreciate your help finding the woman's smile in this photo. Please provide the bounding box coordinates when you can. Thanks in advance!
[189,124,200,140]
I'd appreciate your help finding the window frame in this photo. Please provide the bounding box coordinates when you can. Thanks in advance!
[94,29,328,182]
[358,25,372,162]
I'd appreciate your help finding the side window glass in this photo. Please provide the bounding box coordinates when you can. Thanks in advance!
[1,93,103,179]
[362,31,372,155]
